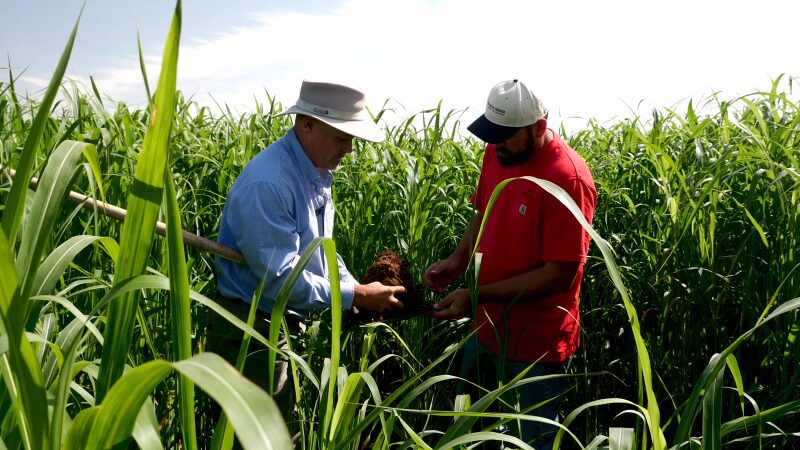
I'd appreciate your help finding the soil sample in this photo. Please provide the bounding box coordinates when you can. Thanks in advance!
[354,249,432,322]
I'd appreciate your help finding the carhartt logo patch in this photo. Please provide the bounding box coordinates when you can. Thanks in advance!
[518,204,527,215]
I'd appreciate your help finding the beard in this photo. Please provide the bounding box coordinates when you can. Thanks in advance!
[496,132,535,167]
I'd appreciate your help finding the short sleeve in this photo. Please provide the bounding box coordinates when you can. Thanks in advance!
[541,178,596,262]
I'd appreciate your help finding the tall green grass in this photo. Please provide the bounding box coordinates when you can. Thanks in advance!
[570,78,800,446]
[0,2,291,449]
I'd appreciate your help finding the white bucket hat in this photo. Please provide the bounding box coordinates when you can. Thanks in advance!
[274,80,384,142]
[467,79,547,144]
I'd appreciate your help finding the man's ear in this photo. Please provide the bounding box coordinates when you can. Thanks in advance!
[297,115,315,134]
[534,119,548,137]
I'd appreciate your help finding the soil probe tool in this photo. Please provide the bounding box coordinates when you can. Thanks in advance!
[4,169,437,322]
[2,167,245,264]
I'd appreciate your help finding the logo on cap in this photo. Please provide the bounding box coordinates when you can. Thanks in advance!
[487,102,506,116]
[519,204,527,215]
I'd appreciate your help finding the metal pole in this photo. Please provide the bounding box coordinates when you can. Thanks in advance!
[2,167,245,264]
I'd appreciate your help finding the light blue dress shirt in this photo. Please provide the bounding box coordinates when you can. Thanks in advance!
[215,129,356,318]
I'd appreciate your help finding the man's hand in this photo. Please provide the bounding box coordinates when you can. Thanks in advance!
[424,257,464,292]
[353,282,405,316]
[432,288,471,320]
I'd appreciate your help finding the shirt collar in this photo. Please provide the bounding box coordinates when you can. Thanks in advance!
[286,128,333,187]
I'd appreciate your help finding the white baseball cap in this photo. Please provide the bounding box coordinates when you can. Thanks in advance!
[274,80,384,142]
[467,79,547,144]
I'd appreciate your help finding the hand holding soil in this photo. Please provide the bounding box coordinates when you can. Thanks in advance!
[354,249,433,322]
[423,257,463,292]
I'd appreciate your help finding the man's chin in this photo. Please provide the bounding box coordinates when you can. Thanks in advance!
[497,156,519,167]
[496,149,533,167]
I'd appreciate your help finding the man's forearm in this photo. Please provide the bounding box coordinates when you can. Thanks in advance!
[476,261,579,303]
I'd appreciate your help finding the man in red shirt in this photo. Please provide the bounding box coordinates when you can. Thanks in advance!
[425,79,596,449]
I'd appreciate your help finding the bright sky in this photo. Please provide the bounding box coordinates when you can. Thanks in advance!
[3,0,799,135]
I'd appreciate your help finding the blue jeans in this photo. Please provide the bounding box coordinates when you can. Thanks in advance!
[458,337,567,450]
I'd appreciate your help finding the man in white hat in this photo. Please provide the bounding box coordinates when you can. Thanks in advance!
[210,80,404,419]
[424,79,597,449]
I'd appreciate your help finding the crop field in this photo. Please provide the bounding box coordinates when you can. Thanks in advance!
[0,3,798,450]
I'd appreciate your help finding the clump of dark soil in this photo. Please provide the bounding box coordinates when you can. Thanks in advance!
[355,249,431,322]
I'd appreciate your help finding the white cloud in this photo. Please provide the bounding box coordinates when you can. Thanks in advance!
[18,0,800,133]
[19,76,50,90]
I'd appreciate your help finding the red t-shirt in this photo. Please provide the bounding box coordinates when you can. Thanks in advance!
[471,131,596,362]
